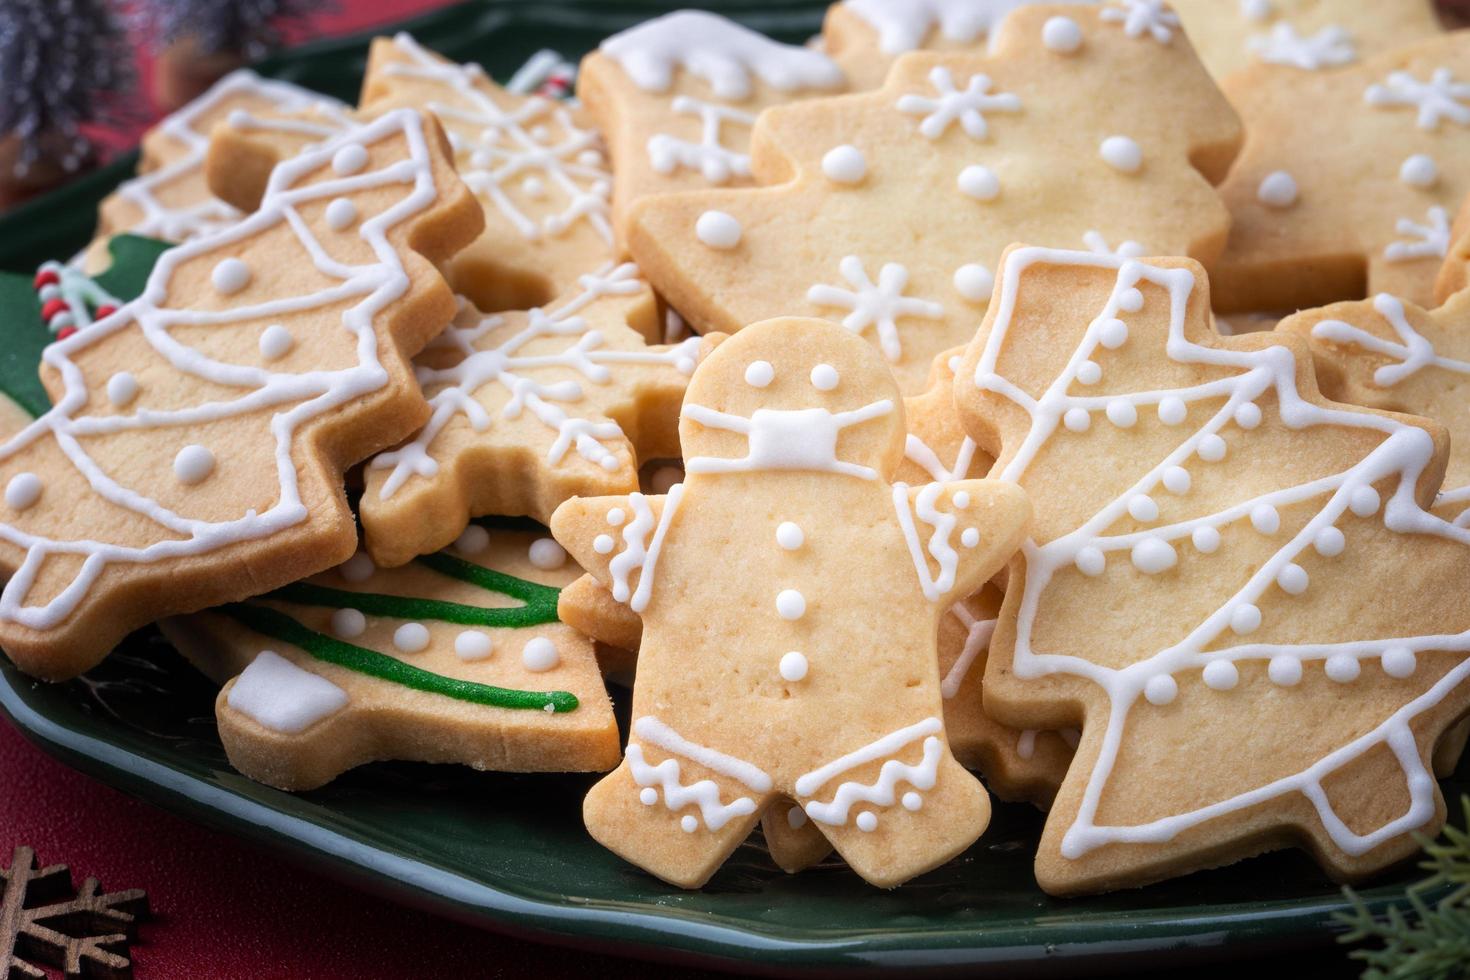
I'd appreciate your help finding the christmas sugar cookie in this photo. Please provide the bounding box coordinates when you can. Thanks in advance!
[163,526,618,791]
[1169,0,1441,80]
[88,70,348,271]
[954,245,1470,895]
[578,10,847,239]
[551,316,1030,888]
[358,262,711,568]
[0,109,482,680]
[1211,33,1470,314]
[627,4,1241,394]
[1434,194,1470,302]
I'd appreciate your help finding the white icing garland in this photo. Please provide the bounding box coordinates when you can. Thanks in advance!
[628,715,772,831]
[807,256,944,363]
[797,717,944,825]
[942,605,996,699]
[970,246,1470,860]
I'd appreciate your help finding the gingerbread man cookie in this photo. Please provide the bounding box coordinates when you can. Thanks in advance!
[627,4,1241,394]
[954,245,1470,895]
[164,525,618,791]
[0,109,482,680]
[552,316,1030,888]
[1211,32,1470,314]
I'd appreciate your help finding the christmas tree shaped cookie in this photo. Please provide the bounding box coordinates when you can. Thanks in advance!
[164,526,618,791]
[578,10,847,239]
[88,70,348,270]
[1434,193,1470,301]
[357,262,711,567]
[954,245,1470,895]
[626,4,1241,394]
[1211,33,1470,314]
[552,316,1030,888]
[0,108,482,680]
[1170,0,1441,80]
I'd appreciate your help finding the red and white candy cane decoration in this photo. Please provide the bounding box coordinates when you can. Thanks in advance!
[33,261,121,340]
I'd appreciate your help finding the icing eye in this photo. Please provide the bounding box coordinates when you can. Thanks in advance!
[809,364,839,390]
[744,360,774,387]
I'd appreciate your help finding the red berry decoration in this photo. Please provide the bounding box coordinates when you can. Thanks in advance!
[57,325,77,340]
[40,297,67,322]
[32,268,59,289]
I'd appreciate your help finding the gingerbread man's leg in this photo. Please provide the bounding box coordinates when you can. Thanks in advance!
[761,797,833,874]
[583,716,775,888]
[795,718,989,887]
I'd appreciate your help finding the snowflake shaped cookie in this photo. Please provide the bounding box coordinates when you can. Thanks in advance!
[626,5,1240,394]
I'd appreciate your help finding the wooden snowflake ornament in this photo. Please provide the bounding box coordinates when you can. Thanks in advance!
[0,846,148,980]
[954,245,1470,895]
[553,316,1030,889]
[626,4,1241,394]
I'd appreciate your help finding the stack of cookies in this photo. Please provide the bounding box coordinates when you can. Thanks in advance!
[5,1,1470,897]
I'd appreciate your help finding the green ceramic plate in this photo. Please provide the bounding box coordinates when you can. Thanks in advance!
[0,2,1463,973]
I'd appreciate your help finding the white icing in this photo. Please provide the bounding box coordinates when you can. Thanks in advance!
[807,256,943,363]
[776,588,807,619]
[1400,154,1439,188]
[1257,171,1298,208]
[393,622,430,652]
[227,650,348,733]
[810,363,840,391]
[647,96,755,185]
[1202,659,1238,691]
[1143,674,1176,705]
[822,144,867,184]
[106,372,138,407]
[958,165,1000,201]
[779,651,809,682]
[1248,25,1354,71]
[594,534,615,554]
[339,552,375,583]
[776,521,805,550]
[685,399,895,480]
[173,445,215,485]
[787,805,807,829]
[971,245,1470,861]
[1240,0,1272,21]
[4,474,41,511]
[210,258,251,295]
[1100,0,1178,44]
[898,67,1021,141]
[953,263,994,303]
[455,524,490,554]
[845,0,1085,55]
[607,485,685,612]
[1099,135,1142,173]
[332,144,368,175]
[696,210,742,249]
[798,717,943,825]
[941,605,995,699]
[893,482,963,601]
[522,636,559,671]
[256,324,294,361]
[1311,294,1470,388]
[1083,230,1146,259]
[627,715,772,830]
[1384,206,1450,263]
[324,197,358,231]
[1043,16,1084,55]
[600,11,843,98]
[1366,68,1470,131]
[330,607,366,639]
[528,537,567,569]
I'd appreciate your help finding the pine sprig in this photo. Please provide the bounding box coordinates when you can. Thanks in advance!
[1337,795,1470,979]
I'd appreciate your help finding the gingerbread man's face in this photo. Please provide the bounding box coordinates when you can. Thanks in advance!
[678,317,905,478]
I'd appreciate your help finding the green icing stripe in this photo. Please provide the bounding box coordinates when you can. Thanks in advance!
[221,603,579,713]
[416,551,561,610]
[270,580,559,628]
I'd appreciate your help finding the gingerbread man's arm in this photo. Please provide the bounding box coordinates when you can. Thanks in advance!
[551,490,681,613]
[895,479,1029,609]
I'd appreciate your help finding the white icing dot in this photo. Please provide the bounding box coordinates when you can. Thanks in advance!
[1197,434,1227,462]
[776,521,804,550]
[1241,0,1272,21]
[776,589,806,620]
[594,534,615,554]
[953,263,994,303]
[1098,318,1129,349]
[1144,674,1177,705]
[1314,525,1345,557]
[1256,171,1298,208]
[521,176,546,198]
[1163,466,1191,494]
[1131,537,1176,574]
[1325,654,1360,683]
[1250,504,1280,535]
[455,524,490,554]
[607,508,626,525]
[1075,546,1105,576]
[640,787,659,806]
[455,630,494,661]
[954,491,970,508]
[902,791,923,811]
[332,143,368,174]
[695,210,741,249]
[1234,402,1262,429]
[681,815,699,833]
[1268,655,1302,686]
[1076,360,1102,385]
[1117,287,1144,312]
[1127,494,1158,522]
[810,364,839,390]
[393,622,431,653]
[822,144,867,183]
[4,473,41,511]
[856,812,878,832]
[578,149,602,167]
[1157,397,1186,426]
[1349,485,1380,517]
[522,637,559,672]
[1229,604,1261,635]
[1278,563,1308,595]
[528,537,567,569]
[961,527,980,547]
[331,608,366,639]
[1192,526,1220,553]
[339,552,374,582]
[787,806,808,829]
[779,651,809,682]
[1400,154,1439,188]
[324,198,357,231]
[1202,660,1238,691]
[744,360,775,387]
[106,371,138,407]
[1100,135,1142,173]
[1064,408,1091,432]
[1042,15,1083,53]
[1105,399,1137,428]
[211,258,251,295]
[173,445,215,484]
[1382,646,1417,678]
[958,165,1000,201]
[258,324,294,360]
